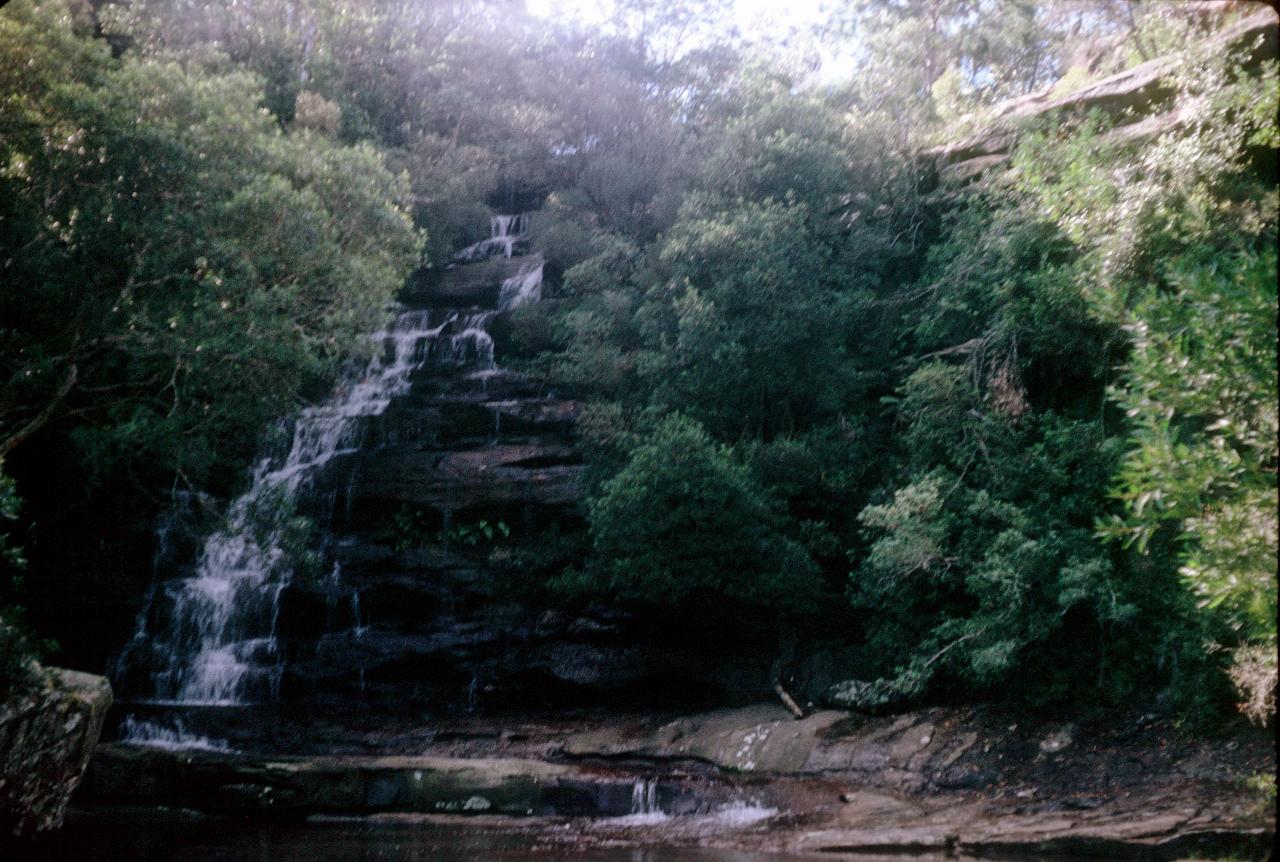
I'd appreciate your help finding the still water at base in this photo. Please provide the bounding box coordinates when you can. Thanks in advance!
[15,811,992,862]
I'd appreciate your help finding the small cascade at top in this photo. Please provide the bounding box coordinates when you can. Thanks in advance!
[113,213,542,737]
[451,214,531,264]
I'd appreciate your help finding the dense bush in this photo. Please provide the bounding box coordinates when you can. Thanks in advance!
[558,413,820,619]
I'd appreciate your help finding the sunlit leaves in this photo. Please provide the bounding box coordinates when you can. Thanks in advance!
[1,0,418,492]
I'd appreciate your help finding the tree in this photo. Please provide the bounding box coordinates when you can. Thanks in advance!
[1014,33,1278,723]
[646,197,859,440]
[0,0,418,667]
[1,0,418,489]
[1101,249,1277,723]
[560,411,821,712]
[573,413,819,612]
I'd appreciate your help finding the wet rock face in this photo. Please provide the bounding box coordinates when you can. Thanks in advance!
[400,257,532,307]
[0,669,112,836]
[350,442,584,513]
[237,224,604,711]
[251,221,779,712]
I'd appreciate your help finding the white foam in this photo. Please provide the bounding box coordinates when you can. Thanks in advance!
[710,802,777,826]
[119,716,233,753]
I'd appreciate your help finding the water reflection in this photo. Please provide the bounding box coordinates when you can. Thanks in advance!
[18,814,828,862]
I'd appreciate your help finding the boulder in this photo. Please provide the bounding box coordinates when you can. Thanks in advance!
[0,668,112,836]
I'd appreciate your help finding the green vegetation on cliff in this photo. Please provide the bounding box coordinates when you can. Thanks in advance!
[0,0,1273,724]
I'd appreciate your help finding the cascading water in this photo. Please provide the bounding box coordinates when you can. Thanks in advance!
[451,213,531,264]
[114,215,542,741]
[614,778,668,824]
[497,258,543,310]
[631,779,660,816]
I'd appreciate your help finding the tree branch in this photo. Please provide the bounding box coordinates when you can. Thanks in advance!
[0,362,78,459]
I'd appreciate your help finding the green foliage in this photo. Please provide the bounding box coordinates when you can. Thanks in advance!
[1101,246,1277,723]
[529,205,598,275]
[443,518,510,549]
[1014,37,1278,722]
[1240,772,1277,826]
[851,405,1149,706]
[648,197,860,439]
[562,414,820,618]
[843,99,1255,709]
[389,506,510,553]
[678,79,853,214]
[1,0,419,493]
[390,506,430,554]
[1100,250,1277,618]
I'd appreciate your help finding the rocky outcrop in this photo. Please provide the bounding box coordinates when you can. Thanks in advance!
[798,789,1273,860]
[79,704,1272,860]
[86,746,579,815]
[0,669,112,836]
[564,704,973,783]
[562,704,1274,857]
[925,7,1278,183]
[562,703,1274,799]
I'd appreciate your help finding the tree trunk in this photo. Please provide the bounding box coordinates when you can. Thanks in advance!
[770,622,805,720]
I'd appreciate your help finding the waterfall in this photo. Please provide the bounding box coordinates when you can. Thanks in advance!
[114,310,467,707]
[496,257,544,310]
[631,779,659,815]
[114,214,542,742]
[620,778,666,822]
[451,213,532,264]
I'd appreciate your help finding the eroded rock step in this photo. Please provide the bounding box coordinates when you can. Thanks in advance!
[348,443,583,514]
[81,745,749,819]
[363,398,580,449]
